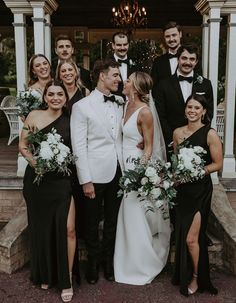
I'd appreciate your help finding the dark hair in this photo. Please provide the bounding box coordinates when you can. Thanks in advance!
[28,54,51,86]
[163,21,181,33]
[55,35,74,48]
[185,93,210,124]
[177,43,199,60]
[112,31,130,43]
[91,58,120,84]
[42,80,69,114]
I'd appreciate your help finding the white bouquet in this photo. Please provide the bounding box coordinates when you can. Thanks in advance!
[171,144,207,184]
[118,157,176,219]
[25,126,76,185]
[16,89,43,118]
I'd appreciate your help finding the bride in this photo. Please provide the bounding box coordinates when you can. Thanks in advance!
[114,71,171,285]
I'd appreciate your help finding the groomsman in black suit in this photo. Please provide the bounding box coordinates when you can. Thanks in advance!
[155,43,213,245]
[155,43,214,151]
[151,21,182,95]
[151,21,202,98]
[52,35,92,91]
[110,32,137,98]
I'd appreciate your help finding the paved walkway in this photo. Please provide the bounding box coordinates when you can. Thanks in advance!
[0,264,236,303]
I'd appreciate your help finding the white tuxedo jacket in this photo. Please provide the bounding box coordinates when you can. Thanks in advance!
[71,89,124,185]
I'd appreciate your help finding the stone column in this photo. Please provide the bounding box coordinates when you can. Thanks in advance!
[207,8,222,129]
[12,14,27,91]
[222,13,236,177]
[12,14,28,177]
[31,4,45,54]
[44,13,52,62]
[201,14,209,78]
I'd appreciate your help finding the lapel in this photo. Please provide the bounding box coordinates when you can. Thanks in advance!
[171,73,185,104]
[192,72,204,94]
[88,91,121,140]
[163,54,172,77]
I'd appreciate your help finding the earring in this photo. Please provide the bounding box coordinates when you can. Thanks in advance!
[201,114,205,121]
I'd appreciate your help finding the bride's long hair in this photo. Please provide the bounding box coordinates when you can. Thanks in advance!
[130,72,167,161]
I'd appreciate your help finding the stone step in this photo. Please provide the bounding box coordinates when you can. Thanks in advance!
[0,177,23,190]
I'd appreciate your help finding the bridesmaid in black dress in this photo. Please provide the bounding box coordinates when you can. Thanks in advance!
[56,59,90,114]
[171,93,223,297]
[19,80,76,302]
[56,60,90,283]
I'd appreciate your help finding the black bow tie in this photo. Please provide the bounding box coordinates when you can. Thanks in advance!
[168,53,177,59]
[118,58,129,64]
[178,75,193,83]
[104,95,116,103]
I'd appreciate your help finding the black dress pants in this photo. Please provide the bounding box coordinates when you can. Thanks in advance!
[84,165,122,261]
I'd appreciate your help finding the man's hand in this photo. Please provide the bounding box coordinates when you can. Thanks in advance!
[83,182,96,199]
[136,140,144,150]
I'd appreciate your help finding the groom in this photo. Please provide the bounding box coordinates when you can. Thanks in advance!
[71,58,124,284]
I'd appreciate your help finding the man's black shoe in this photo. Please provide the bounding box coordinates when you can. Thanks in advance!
[103,259,114,282]
[85,259,99,284]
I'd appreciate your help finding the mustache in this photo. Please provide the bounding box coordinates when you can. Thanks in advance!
[182,64,192,68]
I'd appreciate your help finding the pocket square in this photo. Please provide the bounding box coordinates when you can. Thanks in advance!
[195,92,206,95]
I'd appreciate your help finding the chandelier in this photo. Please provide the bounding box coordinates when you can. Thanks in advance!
[112,0,147,32]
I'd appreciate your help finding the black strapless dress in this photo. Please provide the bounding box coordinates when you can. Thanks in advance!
[172,124,217,296]
[23,113,72,290]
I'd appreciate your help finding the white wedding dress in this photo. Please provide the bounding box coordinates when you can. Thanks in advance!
[114,105,171,285]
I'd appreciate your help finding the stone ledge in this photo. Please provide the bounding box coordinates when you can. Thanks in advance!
[0,177,23,190]
[209,183,236,275]
[0,207,29,274]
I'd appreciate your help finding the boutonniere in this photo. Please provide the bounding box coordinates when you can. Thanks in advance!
[115,96,125,106]
[129,59,136,67]
[194,75,204,85]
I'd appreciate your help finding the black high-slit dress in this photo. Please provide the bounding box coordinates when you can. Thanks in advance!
[172,124,218,296]
[23,113,72,290]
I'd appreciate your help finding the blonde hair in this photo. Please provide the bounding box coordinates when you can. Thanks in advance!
[130,72,153,104]
[56,59,85,89]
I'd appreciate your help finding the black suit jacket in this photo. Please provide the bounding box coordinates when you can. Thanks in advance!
[155,72,214,146]
[108,54,138,99]
[51,59,92,91]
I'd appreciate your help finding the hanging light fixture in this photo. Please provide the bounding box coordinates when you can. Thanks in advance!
[111,0,147,32]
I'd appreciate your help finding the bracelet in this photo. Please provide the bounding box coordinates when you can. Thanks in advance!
[204,167,210,175]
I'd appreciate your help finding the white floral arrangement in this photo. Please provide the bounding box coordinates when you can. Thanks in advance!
[171,144,207,184]
[16,89,43,118]
[118,157,176,219]
[114,95,125,106]
[25,126,76,185]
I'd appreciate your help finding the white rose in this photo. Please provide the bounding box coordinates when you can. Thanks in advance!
[57,154,65,164]
[141,177,149,185]
[53,148,59,155]
[30,89,42,100]
[165,162,171,169]
[58,142,70,153]
[39,142,54,160]
[47,133,58,145]
[150,187,161,199]
[145,167,156,178]
[149,174,161,185]
[124,179,131,186]
[163,180,171,190]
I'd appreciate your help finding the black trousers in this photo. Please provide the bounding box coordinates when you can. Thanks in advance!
[84,165,122,261]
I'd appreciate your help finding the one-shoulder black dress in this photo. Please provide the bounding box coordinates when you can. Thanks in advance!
[23,113,72,290]
[172,124,217,296]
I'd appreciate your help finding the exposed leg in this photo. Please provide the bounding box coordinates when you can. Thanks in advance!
[186,211,201,294]
[61,198,76,302]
